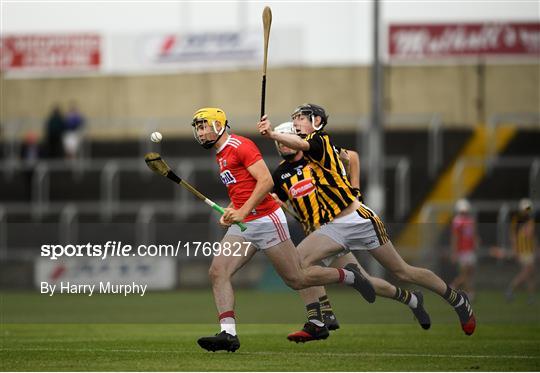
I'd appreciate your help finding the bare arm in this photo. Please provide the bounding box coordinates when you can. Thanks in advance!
[222,159,274,223]
[343,149,360,189]
[258,115,310,151]
[270,132,310,152]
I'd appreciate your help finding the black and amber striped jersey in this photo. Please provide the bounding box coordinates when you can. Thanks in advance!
[272,158,325,234]
[511,213,536,256]
[303,131,361,220]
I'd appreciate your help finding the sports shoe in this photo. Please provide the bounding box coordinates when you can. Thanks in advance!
[197,331,240,352]
[410,291,431,330]
[454,291,476,336]
[287,321,330,343]
[344,263,376,303]
[323,312,340,331]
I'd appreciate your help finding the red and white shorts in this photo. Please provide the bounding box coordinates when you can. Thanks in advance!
[225,208,290,250]
[457,251,476,267]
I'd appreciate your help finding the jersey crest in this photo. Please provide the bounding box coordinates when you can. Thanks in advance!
[219,170,236,185]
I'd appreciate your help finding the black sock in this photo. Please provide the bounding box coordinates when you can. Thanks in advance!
[319,295,335,317]
[306,302,323,323]
[443,283,462,307]
[393,287,412,305]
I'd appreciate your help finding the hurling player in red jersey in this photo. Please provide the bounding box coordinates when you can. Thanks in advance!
[191,108,375,352]
[450,199,478,301]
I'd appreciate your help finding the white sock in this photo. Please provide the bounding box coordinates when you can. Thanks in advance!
[408,293,418,309]
[220,317,237,336]
[342,269,355,285]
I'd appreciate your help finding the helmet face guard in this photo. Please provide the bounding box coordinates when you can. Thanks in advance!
[291,103,328,135]
[192,119,228,149]
[273,122,298,160]
[191,108,229,149]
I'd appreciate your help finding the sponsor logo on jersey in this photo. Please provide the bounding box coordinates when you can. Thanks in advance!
[281,172,292,180]
[220,170,237,185]
[289,178,315,199]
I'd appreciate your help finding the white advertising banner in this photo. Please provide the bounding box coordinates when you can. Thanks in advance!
[34,256,176,290]
[1,28,302,76]
[142,32,260,63]
[106,28,301,73]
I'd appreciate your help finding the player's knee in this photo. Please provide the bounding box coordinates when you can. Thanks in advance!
[298,257,310,269]
[296,246,309,261]
[282,274,304,290]
[208,264,228,283]
[299,253,317,268]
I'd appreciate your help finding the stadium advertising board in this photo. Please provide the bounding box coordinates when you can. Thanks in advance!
[139,31,261,66]
[0,33,101,71]
[389,22,540,58]
[34,256,176,291]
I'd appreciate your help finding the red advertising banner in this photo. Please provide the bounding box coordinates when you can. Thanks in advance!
[1,34,101,71]
[389,23,540,58]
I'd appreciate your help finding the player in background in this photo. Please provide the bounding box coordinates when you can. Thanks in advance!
[506,198,537,304]
[191,108,375,352]
[258,103,476,336]
[271,122,431,341]
[450,199,478,301]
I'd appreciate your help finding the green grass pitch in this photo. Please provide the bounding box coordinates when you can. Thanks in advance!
[1,289,539,371]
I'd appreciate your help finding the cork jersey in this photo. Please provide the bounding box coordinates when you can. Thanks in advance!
[216,134,278,222]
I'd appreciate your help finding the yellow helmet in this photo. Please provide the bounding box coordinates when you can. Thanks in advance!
[192,107,227,127]
[191,107,229,149]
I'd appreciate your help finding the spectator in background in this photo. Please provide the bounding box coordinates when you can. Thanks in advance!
[450,199,478,301]
[506,198,537,304]
[19,131,42,200]
[44,105,65,158]
[20,131,41,165]
[63,102,86,159]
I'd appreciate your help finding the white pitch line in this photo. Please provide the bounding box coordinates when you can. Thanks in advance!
[1,347,538,360]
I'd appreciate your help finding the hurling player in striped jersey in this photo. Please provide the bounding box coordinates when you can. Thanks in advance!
[271,122,431,342]
[259,104,476,336]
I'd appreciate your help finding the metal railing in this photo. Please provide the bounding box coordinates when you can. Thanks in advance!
[357,113,443,179]
[395,157,411,219]
[0,153,413,253]
[383,156,411,220]
[530,159,540,201]
[60,203,78,244]
[452,156,540,199]
[0,206,6,260]
[2,154,412,220]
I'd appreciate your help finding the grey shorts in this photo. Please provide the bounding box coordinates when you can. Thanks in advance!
[225,208,290,250]
[317,204,390,251]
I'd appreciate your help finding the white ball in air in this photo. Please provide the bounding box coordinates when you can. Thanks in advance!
[150,132,162,143]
